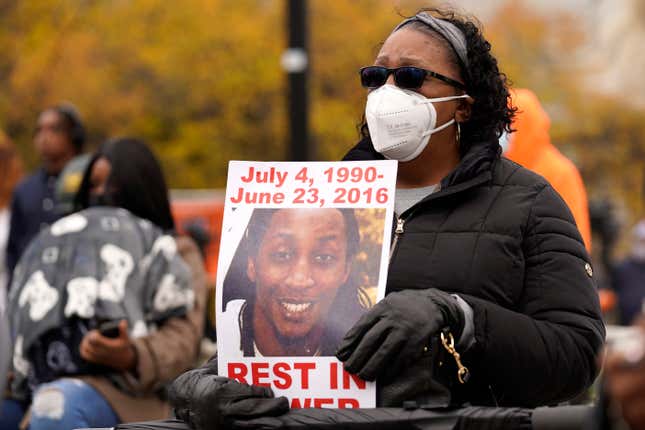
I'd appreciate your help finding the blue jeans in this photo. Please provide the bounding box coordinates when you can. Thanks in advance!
[29,378,120,430]
[0,398,27,430]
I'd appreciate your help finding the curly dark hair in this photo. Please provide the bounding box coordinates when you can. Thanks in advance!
[360,7,515,157]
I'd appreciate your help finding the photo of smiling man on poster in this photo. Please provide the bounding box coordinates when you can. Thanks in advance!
[220,207,379,358]
[213,160,396,408]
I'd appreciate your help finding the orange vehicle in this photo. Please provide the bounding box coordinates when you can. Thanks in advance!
[170,190,224,282]
[171,190,224,336]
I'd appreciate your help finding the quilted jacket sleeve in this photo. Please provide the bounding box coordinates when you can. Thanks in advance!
[132,236,207,392]
[460,184,605,407]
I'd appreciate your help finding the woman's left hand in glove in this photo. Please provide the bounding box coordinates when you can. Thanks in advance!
[336,288,465,381]
[169,367,290,430]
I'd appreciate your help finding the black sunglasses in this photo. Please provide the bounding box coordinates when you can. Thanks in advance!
[360,66,466,91]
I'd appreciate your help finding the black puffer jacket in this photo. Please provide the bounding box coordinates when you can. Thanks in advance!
[168,137,605,427]
[344,136,605,407]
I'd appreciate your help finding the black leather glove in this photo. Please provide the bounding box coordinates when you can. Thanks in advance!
[169,366,289,430]
[336,288,465,381]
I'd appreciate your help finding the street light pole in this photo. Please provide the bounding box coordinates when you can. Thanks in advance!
[282,0,310,161]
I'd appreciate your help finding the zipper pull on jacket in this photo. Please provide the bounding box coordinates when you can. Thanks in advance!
[395,217,405,234]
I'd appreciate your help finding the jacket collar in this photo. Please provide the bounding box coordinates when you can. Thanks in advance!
[343,136,499,199]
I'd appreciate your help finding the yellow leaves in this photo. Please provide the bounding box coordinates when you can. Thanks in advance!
[1,0,640,227]
[1,0,420,187]
[483,0,645,229]
[1,0,287,185]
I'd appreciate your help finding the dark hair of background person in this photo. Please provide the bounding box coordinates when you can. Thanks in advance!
[222,208,366,353]
[359,7,516,158]
[47,103,86,153]
[75,137,175,231]
[0,134,23,209]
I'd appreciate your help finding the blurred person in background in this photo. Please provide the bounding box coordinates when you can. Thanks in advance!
[612,220,645,325]
[589,199,621,321]
[181,219,218,347]
[503,88,592,251]
[603,317,645,429]
[0,301,10,424]
[0,133,23,312]
[0,138,206,430]
[5,104,86,280]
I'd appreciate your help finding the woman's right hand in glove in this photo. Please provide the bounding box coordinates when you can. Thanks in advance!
[336,288,464,381]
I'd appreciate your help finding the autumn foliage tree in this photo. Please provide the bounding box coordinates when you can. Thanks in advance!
[0,0,643,238]
[486,0,645,244]
[0,0,407,187]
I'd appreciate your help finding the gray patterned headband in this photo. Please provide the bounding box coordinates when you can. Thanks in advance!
[393,12,469,68]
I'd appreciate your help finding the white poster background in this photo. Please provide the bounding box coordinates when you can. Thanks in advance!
[216,160,397,408]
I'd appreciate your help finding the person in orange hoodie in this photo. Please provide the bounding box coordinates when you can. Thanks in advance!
[503,88,592,251]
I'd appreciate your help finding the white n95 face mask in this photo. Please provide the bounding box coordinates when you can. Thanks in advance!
[365,84,470,162]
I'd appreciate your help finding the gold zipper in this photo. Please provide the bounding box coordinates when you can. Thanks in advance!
[395,217,405,234]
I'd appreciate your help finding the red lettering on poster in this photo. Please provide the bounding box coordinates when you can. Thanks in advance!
[330,362,338,389]
[294,362,316,389]
[228,363,248,384]
[251,362,271,387]
[314,398,334,408]
[273,362,292,389]
[291,398,311,408]
[338,398,360,408]
[343,369,366,390]
[227,362,319,390]
[229,188,285,204]
[291,397,360,408]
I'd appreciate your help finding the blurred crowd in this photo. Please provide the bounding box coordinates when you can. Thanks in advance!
[0,89,643,429]
[0,105,216,429]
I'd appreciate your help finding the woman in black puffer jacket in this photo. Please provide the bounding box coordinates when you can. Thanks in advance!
[167,7,604,429]
[336,7,604,408]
